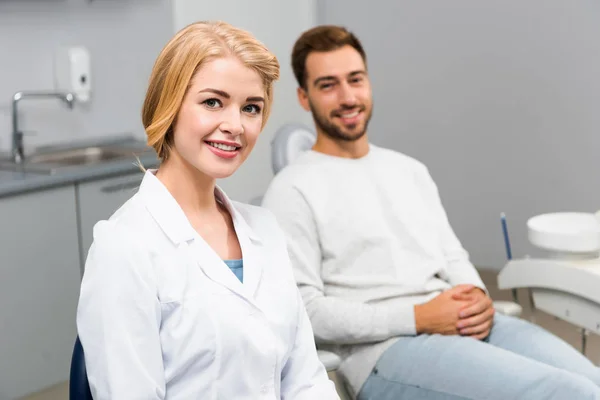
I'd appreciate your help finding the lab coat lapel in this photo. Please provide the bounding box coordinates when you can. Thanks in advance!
[235,224,264,300]
[139,171,265,305]
[219,187,265,302]
[187,238,246,297]
[191,187,265,304]
[189,227,264,305]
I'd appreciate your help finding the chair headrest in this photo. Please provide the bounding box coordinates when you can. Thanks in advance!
[271,123,316,175]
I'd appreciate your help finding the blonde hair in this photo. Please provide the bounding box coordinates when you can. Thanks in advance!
[142,21,280,161]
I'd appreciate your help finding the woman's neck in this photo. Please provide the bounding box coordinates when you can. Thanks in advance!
[155,151,218,215]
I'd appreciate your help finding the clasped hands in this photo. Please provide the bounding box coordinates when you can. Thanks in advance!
[414,284,495,340]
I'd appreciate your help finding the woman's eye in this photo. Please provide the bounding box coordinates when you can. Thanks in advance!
[202,98,222,108]
[243,104,262,115]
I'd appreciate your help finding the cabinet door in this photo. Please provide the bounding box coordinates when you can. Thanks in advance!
[0,186,81,399]
[76,172,144,270]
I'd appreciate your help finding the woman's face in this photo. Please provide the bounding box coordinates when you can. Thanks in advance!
[171,56,265,179]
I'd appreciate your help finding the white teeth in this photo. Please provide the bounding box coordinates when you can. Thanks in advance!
[340,111,359,118]
[207,142,238,151]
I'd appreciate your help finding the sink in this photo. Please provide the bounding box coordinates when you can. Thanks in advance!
[0,141,151,175]
[27,146,135,166]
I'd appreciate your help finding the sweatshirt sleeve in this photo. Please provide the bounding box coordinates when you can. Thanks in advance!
[415,164,487,292]
[262,181,417,344]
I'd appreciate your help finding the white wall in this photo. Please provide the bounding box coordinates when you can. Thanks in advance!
[0,0,173,153]
[318,0,600,269]
[173,0,317,203]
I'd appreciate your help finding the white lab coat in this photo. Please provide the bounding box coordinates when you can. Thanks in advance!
[76,170,338,400]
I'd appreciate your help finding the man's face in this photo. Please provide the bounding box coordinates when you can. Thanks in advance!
[298,45,373,142]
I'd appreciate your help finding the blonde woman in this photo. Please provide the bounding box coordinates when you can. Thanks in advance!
[76,21,339,399]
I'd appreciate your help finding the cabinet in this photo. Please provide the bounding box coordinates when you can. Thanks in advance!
[76,172,144,270]
[0,186,81,400]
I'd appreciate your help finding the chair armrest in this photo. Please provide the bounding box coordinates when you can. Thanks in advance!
[493,300,523,317]
[317,349,342,372]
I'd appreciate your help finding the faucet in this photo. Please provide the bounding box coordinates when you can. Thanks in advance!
[11,91,76,163]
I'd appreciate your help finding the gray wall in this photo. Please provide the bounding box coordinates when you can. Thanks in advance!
[318,0,600,269]
[0,0,173,153]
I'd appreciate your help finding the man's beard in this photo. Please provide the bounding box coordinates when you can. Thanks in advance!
[309,101,372,142]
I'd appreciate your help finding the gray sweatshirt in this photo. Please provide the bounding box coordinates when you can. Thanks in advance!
[262,144,486,397]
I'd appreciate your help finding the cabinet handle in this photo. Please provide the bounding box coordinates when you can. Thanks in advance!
[100,180,141,193]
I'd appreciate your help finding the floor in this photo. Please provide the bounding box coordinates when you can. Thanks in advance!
[20,269,600,400]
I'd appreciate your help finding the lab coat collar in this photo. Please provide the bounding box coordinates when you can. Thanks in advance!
[137,170,262,246]
[137,170,264,303]
[214,183,263,245]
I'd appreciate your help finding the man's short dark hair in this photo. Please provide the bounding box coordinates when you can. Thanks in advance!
[291,25,367,89]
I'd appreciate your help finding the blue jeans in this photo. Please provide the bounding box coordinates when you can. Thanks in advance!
[358,314,600,400]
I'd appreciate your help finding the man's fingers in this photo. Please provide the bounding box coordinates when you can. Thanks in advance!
[448,284,475,297]
[472,329,491,341]
[458,308,495,333]
[451,292,474,301]
[457,308,490,329]
[458,299,487,318]
[459,318,493,336]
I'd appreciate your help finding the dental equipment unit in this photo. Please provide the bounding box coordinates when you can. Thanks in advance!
[498,211,600,357]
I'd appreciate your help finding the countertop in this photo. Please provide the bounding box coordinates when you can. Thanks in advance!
[0,138,160,199]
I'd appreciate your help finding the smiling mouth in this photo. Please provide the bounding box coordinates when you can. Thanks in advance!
[205,141,241,152]
[334,106,364,119]
[339,110,360,118]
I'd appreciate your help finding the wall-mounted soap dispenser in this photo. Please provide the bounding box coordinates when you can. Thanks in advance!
[54,46,92,103]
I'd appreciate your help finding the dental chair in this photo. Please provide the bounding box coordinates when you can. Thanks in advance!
[498,212,600,358]
[69,336,92,400]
